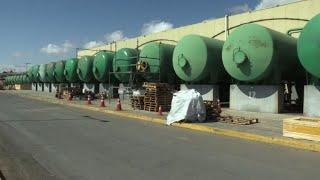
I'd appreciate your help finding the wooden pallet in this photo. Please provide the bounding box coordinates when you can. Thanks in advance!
[143,82,173,89]
[204,100,221,120]
[143,82,173,112]
[130,95,144,110]
[217,116,259,125]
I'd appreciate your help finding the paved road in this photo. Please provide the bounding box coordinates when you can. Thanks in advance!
[0,92,319,180]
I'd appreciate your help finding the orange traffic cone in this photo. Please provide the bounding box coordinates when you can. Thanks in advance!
[157,106,163,116]
[100,97,106,107]
[116,98,122,111]
[87,95,92,105]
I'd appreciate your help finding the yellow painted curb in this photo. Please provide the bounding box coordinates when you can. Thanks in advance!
[6,92,320,153]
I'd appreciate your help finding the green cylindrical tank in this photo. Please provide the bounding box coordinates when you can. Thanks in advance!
[5,77,8,85]
[21,74,30,84]
[64,58,79,83]
[27,66,34,82]
[14,76,18,84]
[11,76,14,85]
[222,24,303,83]
[113,48,139,83]
[77,56,95,83]
[12,76,16,84]
[298,14,320,80]
[54,60,66,83]
[10,76,13,85]
[93,51,115,83]
[46,62,56,83]
[21,75,25,84]
[173,34,227,83]
[20,75,24,84]
[31,65,40,83]
[39,64,49,83]
[18,75,22,84]
[8,76,12,85]
[5,76,9,85]
[14,75,18,84]
[4,77,9,85]
[9,76,13,85]
[11,76,15,84]
[12,75,16,84]
[16,75,22,84]
[137,42,177,82]
[10,76,14,85]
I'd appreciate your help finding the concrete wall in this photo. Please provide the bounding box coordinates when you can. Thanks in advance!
[304,85,320,117]
[78,0,319,57]
[230,84,284,113]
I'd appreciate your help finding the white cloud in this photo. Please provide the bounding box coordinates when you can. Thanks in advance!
[104,30,127,43]
[228,4,251,14]
[40,40,74,55]
[141,20,173,35]
[12,51,31,58]
[255,0,299,10]
[83,41,104,49]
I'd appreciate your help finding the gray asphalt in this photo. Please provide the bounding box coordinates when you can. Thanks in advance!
[0,92,319,180]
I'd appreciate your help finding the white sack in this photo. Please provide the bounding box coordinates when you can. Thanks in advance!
[166,89,206,125]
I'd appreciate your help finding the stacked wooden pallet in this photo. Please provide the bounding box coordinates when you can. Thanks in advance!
[130,95,145,110]
[217,116,259,125]
[143,82,173,112]
[204,100,258,125]
[204,100,222,121]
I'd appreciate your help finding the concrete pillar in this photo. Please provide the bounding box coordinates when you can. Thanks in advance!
[304,85,320,117]
[32,83,37,91]
[51,84,58,93]
[230,84,284,113]
[99,83,109,94]
[99,83,119,98]
[83,83,98,93]
[180,84,220,101]
[38,83,44,92]
[43,83,51,92]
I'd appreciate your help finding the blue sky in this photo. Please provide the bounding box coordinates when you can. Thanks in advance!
[0,0,296,71]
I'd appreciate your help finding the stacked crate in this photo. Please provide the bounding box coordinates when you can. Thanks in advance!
[203,100,222,121]
[130,95,145,110]
[143,82,173,112]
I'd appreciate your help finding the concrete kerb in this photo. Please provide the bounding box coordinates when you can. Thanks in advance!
[5,91,320,153]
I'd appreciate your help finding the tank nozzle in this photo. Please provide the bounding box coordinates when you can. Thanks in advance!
[178,54,188,68]
[233,49,247,65]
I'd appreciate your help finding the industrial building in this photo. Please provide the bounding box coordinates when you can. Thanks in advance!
[3,0,320,117]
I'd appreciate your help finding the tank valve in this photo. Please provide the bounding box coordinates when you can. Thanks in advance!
[233,49,247,65]
[178,54,189,68]
[136,60,148,72]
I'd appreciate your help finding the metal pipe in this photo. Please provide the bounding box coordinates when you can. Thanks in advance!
[211,17,309,39]
[137,39,177,48]
[225,15,229,40]
[287,28,303,36]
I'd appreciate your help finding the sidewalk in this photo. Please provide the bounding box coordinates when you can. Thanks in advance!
[3,90,320,153]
